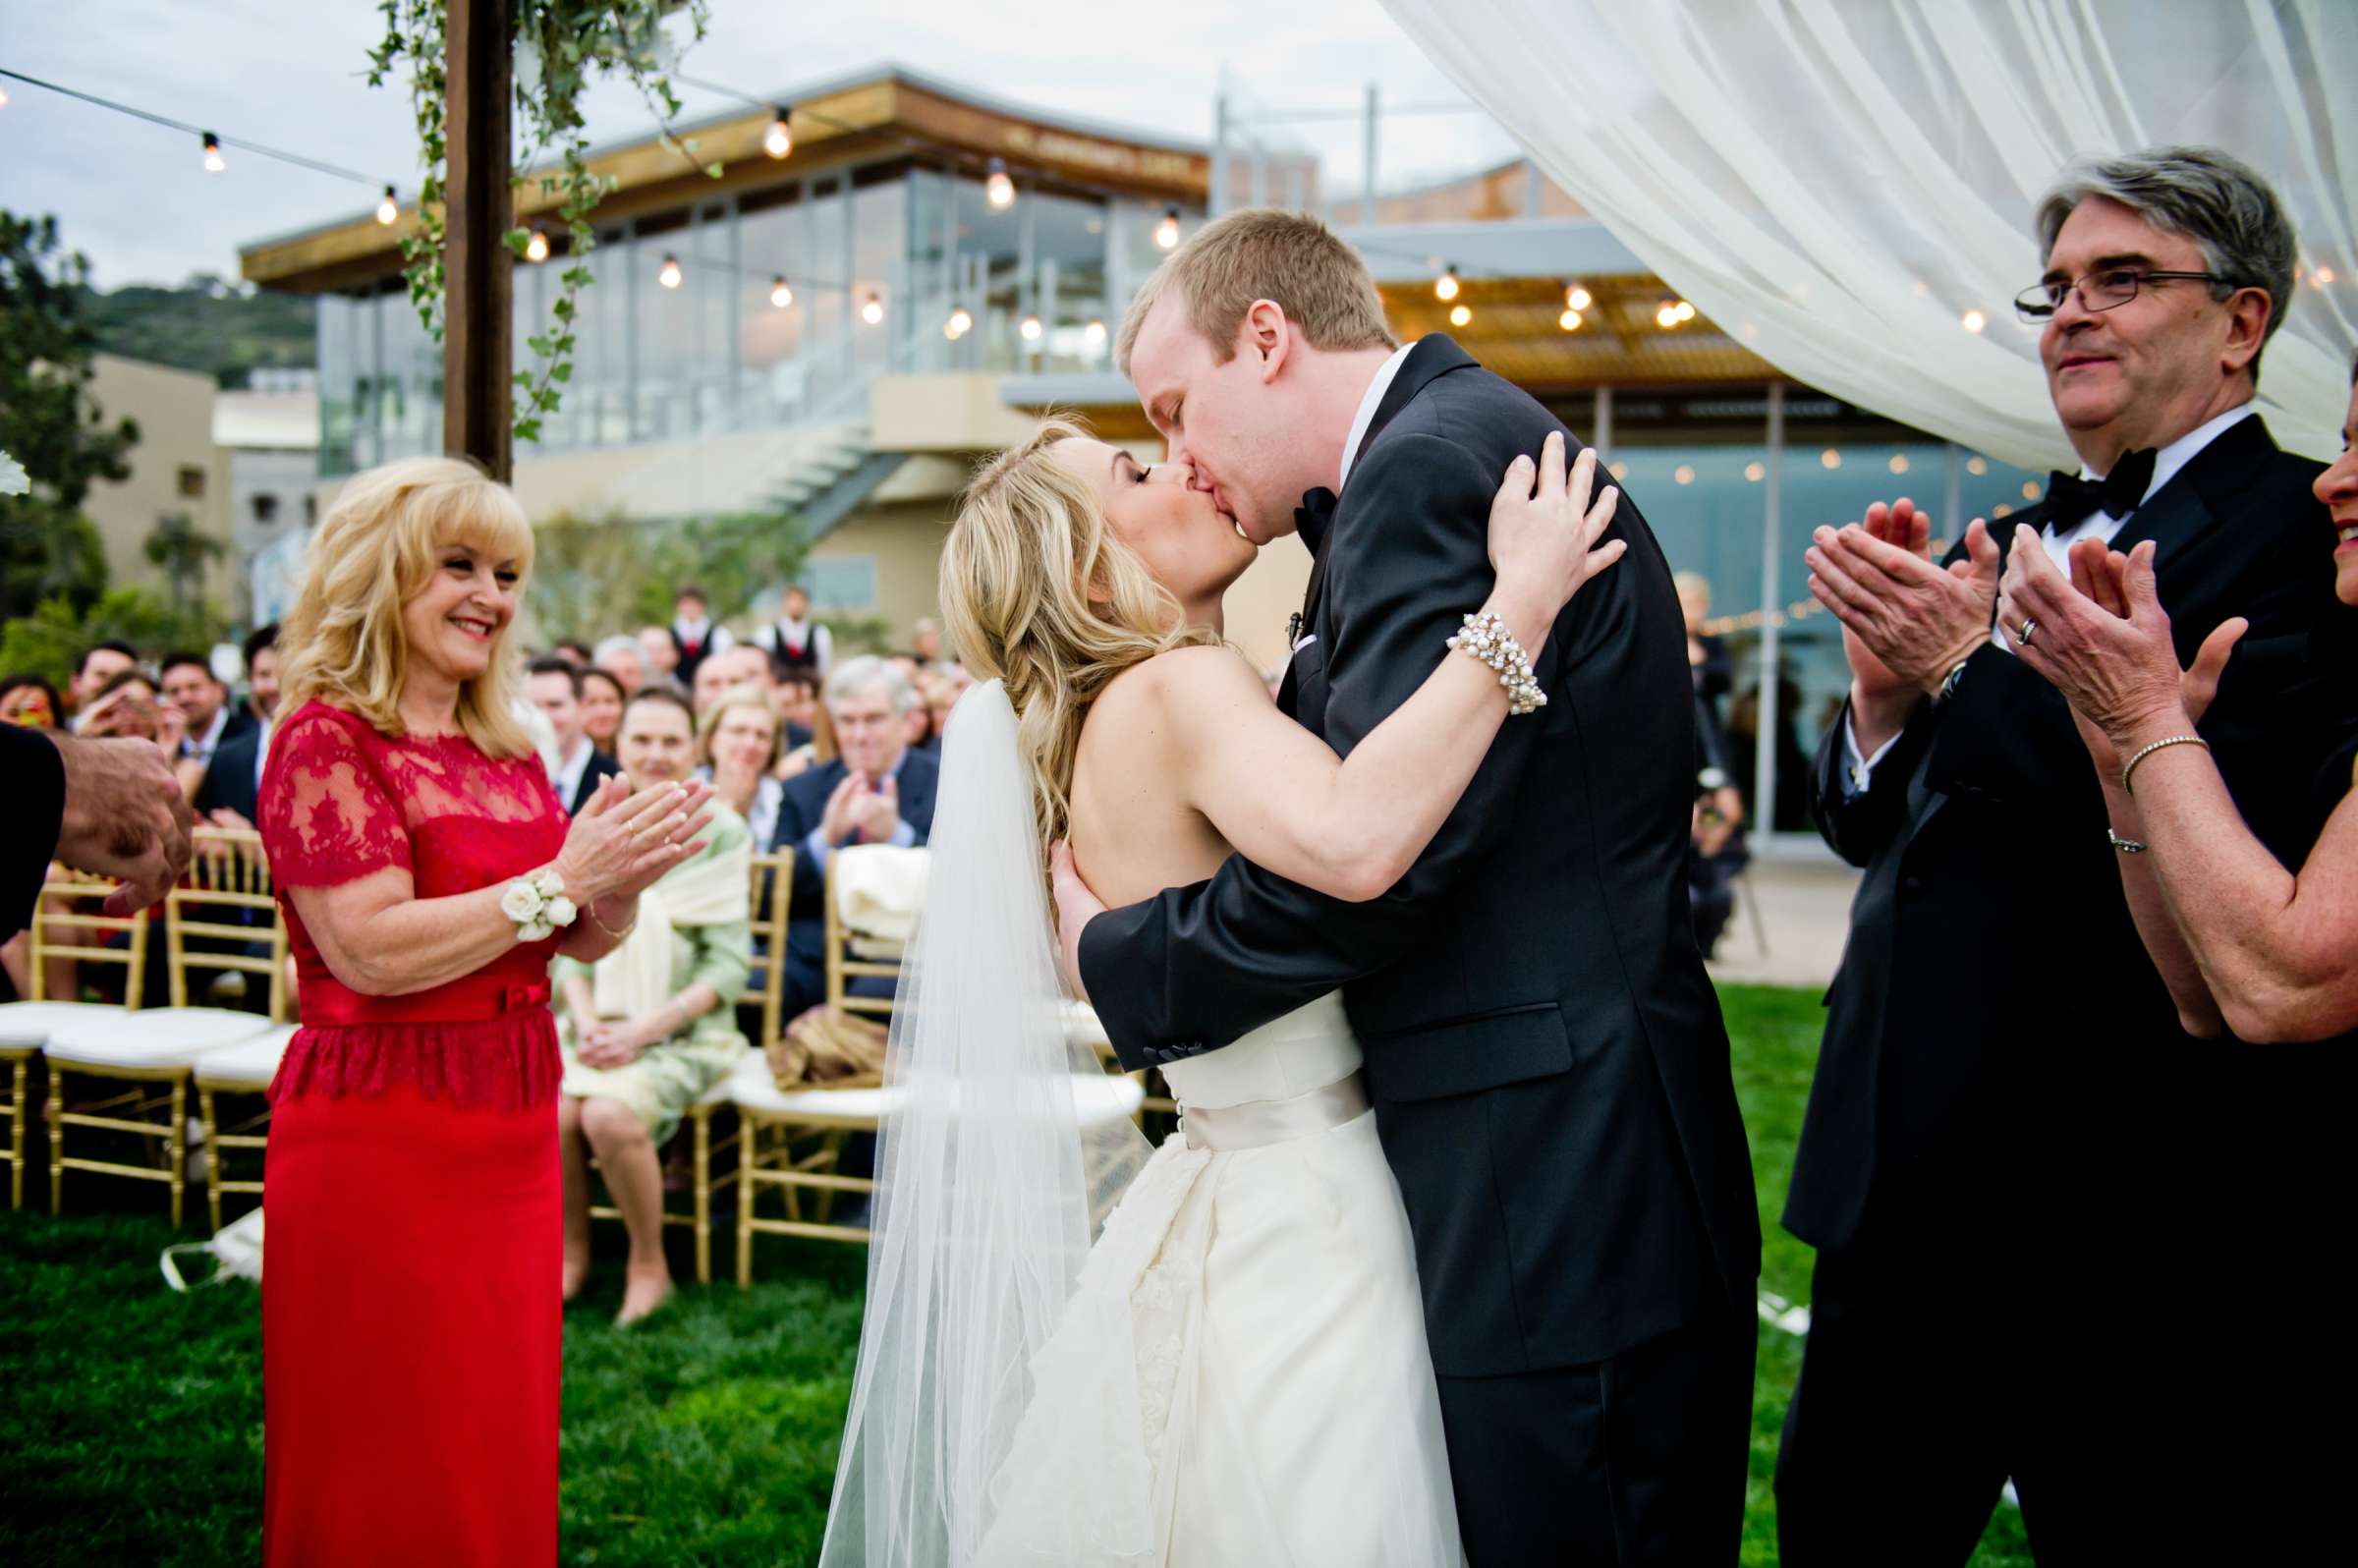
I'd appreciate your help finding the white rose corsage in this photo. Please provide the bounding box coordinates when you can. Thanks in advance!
[501,868,578,942]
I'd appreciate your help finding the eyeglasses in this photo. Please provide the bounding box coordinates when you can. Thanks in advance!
[2014,267,2231,322]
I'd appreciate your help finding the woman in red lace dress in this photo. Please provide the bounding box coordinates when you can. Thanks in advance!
[257,457,712,1566]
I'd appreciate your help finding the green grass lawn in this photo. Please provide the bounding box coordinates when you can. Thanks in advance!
[0,984,2033,1566]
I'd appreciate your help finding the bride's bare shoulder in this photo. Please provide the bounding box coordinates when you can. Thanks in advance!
[1095,644,1267,724]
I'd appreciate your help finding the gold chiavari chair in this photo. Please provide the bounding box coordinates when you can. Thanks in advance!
[733,847,904,1272]
[731,846,1143,1280]
[579,849,793,1286]
[182,827,297,1233]
[0,872,149,1211]
[0,871,135,1207]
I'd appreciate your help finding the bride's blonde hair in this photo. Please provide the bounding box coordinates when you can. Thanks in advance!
[940,418,1218,861]
[276,455,537,758]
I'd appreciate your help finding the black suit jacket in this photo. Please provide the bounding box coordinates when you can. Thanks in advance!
[1789,414,2353,1257]
[768,751,941,914]
[194,724,265,824]
[565,750,623,815]
[1077,336,1759,1373]
[4,724,65,941]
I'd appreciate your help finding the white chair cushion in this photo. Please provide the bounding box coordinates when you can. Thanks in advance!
[194,1025,299,1087]
[45,1008,279,1070]
[0,1000,122,1048]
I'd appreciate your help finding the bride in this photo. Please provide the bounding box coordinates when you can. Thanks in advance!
[819,419,1622,1566]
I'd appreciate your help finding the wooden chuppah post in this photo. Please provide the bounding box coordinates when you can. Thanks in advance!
[442,0,515,482]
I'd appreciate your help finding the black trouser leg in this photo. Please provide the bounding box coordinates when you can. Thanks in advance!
[1436,1306,1754,1566]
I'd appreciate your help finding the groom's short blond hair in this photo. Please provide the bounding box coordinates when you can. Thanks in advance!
[1116,208,1397,374]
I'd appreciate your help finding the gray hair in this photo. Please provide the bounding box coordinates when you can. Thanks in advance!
[592,634,645,668]
[824,653,917,715]
[2036,145,2297,378]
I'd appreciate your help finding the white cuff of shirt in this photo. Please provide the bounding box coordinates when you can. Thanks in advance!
[805,817,917,868]
[1842,711,1904,797]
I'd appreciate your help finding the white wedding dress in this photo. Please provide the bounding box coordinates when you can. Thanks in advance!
[978,991,1465,1567]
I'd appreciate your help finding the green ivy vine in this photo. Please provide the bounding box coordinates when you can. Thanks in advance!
[365,1,722,443]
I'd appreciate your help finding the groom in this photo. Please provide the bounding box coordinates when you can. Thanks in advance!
[1054,209,1761,1563]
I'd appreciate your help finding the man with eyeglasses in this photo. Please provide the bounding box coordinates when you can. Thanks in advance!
[1779,146,2351,1563]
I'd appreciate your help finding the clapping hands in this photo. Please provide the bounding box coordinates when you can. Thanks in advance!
[554,775,716,905]
[1807,499,2002,698]
[820,770,901,847]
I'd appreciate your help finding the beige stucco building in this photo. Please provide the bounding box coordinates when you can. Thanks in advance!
[83,354,236,613]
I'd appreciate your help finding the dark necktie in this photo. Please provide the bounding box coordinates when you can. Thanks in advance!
[1289,488,1339,647]
[2043,447,2157,524]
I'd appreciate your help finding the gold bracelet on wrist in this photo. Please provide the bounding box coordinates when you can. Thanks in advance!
[2120,734,2210,797]
[588,899,637,941]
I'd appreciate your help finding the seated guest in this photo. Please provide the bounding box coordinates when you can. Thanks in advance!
[162,649,252,774]
[773,663,819,749]
[553,686,752,1325]
[527,655,620,815]
[770,656,938,1017]
[692,644,772,719]
[579,665,626,755]
[637,625,681,689]
[697,684,784,851]
[1997,362,2358,1042]
[553,638,594,668]
[196,624,282,829]
[592,634,648,697]
[0,673,62,730]
[67,641,138,730]
[1784,145,2349,1562]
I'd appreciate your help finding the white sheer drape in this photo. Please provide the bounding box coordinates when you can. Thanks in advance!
[1379,0,2357,469]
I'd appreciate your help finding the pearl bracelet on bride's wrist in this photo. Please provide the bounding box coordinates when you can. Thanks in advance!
[1448,611,1547,716]
[500,868,578,943]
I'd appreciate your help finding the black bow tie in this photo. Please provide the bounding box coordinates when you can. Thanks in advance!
[1296,487,1338,555]
[2044,448,2157,523]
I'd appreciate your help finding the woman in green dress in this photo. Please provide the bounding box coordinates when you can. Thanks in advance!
[556,686,753,1323]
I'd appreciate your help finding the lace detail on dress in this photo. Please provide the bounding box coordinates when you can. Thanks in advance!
[270,1015,563,1112]
[262,704,412,887]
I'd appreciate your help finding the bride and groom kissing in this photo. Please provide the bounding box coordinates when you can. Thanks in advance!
[820,209,1762,1566]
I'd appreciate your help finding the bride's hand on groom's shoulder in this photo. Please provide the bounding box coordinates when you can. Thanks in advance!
[1048,840,1104,1001]
[1486,431,1627,651]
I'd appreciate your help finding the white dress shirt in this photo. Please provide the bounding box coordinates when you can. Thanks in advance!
[672,616,732,657]
[761,617,832,675]
[1842,402,2256,794]
[548,736,596,813]
[1337,340,1419,493]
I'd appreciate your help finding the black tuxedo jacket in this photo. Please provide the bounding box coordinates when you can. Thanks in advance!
[1077,336,1759,1373]
[769,751,940,915]
[195,724,265,824]
[1789,414,2353,1257]
[4,724,65,941]
[565,750,623,816]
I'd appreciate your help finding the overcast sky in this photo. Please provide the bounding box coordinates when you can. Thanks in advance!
[0,0,1523,289]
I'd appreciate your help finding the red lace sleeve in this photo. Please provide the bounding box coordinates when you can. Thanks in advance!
[260,703,414,888]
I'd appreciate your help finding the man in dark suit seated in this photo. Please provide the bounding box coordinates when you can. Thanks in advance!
[1780,146,2354,1563]
[193,624,283,828]
[526,655,621,814]
[769,655,939,1018]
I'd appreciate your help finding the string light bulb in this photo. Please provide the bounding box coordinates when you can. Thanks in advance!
[1674,300,1696,322]
[1656,302,1678,328]
[1564,283,1592,311]
[985,158,1014,209]
[1155,207,1182,250]
[861,292,885,325]
[1435,264,1460,303]
[1558,308,1583,332]
[1019,313,1043,343]
[944,306,973,339]
[525,228,550,263]
[376,186,399,226]
[0,86,10,108]
[1448,303,1472,327]
[1083,318,1107,349]
[1960,308,1987,333]
[770,275,794,308]
[763,105,793,159]
[657,253,683,290]
[201,132,225,173]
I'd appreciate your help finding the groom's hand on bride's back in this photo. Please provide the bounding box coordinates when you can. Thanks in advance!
[1049,840,1104,1000]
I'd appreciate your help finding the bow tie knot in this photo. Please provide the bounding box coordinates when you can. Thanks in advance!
[2044,448,2156,523]
[1295,487,1338,554]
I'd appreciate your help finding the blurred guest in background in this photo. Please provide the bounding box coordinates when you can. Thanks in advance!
[529,655,621,816]
[692,644,771,718]
[553,638,595,668]
[196,625,281,830]
[699,684,785,852]
[579,666,627,756]
[773,664,819,750]
[1,673,62,730]
[637,625,681,689]
[667,586,731,688]
[554,686,751,1324]
[753,583,831,676]
[241,622,284,726]
[67,641,138,729]
[593,634,648,696]
[162,650,251,773]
